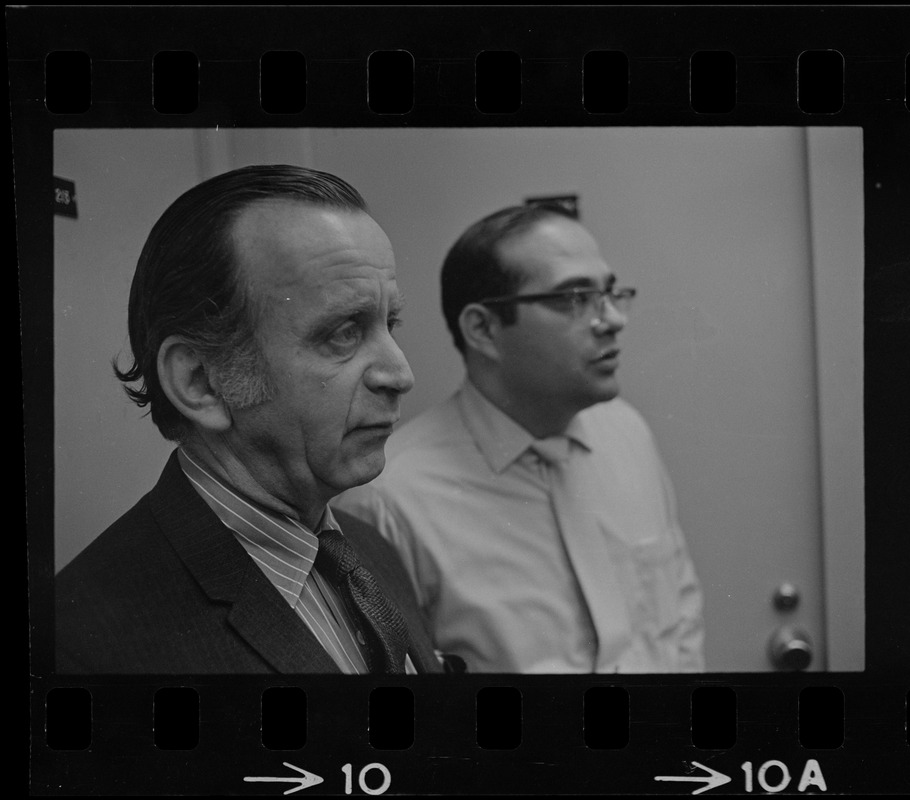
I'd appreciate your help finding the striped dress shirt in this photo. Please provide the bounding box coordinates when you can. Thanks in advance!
[178,449,415,674]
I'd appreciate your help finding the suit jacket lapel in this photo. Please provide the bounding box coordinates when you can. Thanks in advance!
[149,451,340,674]
[227,558,339,674]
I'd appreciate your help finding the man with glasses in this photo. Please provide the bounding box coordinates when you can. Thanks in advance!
[337,203,704,673]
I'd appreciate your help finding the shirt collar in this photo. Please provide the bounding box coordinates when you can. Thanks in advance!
[458,380,592,473]
[178,448,339,581]
[565,412,593,453]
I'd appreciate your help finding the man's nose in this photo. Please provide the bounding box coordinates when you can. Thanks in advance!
[365,333,415,395]
[590,296,627,333]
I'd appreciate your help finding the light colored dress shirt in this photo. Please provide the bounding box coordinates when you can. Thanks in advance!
[335,380,704,674]
[179,449,416,674]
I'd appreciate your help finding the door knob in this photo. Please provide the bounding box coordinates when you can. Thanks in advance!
[767,625,813,671]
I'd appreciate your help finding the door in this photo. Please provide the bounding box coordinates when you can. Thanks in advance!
[617,127,830,672]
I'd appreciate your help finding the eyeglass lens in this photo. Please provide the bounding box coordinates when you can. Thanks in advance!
[577,289,633,316]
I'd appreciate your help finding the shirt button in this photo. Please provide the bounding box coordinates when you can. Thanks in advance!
[356,630,366,646]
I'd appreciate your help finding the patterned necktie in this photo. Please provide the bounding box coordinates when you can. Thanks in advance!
[315,529,411,674]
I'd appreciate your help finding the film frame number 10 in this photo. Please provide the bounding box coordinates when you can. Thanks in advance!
[341,763,393,796]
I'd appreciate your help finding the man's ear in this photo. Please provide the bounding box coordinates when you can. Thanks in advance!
[157,336,233,433]
[458,303,503,362]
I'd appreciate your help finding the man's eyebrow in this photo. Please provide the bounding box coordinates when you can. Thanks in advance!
[548,274,616,292]
[309,292,404,332]
[317,296,375,318]
[389,293,406,314]
[305,296,375,333]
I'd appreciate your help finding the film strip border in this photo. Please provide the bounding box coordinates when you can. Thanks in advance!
[33,47,910,118]
[8,6,910,125]
[32,679,910,794]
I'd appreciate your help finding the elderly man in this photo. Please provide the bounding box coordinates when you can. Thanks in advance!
[56,165,443,674]
[338,203,705,673]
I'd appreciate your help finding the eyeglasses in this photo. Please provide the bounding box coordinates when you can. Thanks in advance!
[479,285,637,319]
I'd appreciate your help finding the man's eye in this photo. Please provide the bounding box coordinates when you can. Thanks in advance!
[543,294,577,313]
[327,321,362,350]
[387,315,403,334]
[565,291,593,309]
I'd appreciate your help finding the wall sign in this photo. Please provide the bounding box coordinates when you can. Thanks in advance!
[54,176,77,218]
[524,193,580,219]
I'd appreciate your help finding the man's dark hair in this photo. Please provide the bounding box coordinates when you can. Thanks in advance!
[440,203,577,355]
[114,164,367,441]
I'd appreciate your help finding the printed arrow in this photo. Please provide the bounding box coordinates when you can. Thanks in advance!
[244,762,324,795]
[654,761,731,795]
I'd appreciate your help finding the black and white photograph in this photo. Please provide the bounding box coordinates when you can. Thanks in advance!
[17,5,910,796]
[52,126,866,676]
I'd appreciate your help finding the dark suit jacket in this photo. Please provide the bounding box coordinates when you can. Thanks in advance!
[56,451,443,674]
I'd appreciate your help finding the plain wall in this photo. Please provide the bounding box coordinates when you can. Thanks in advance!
[54,130,202,570]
